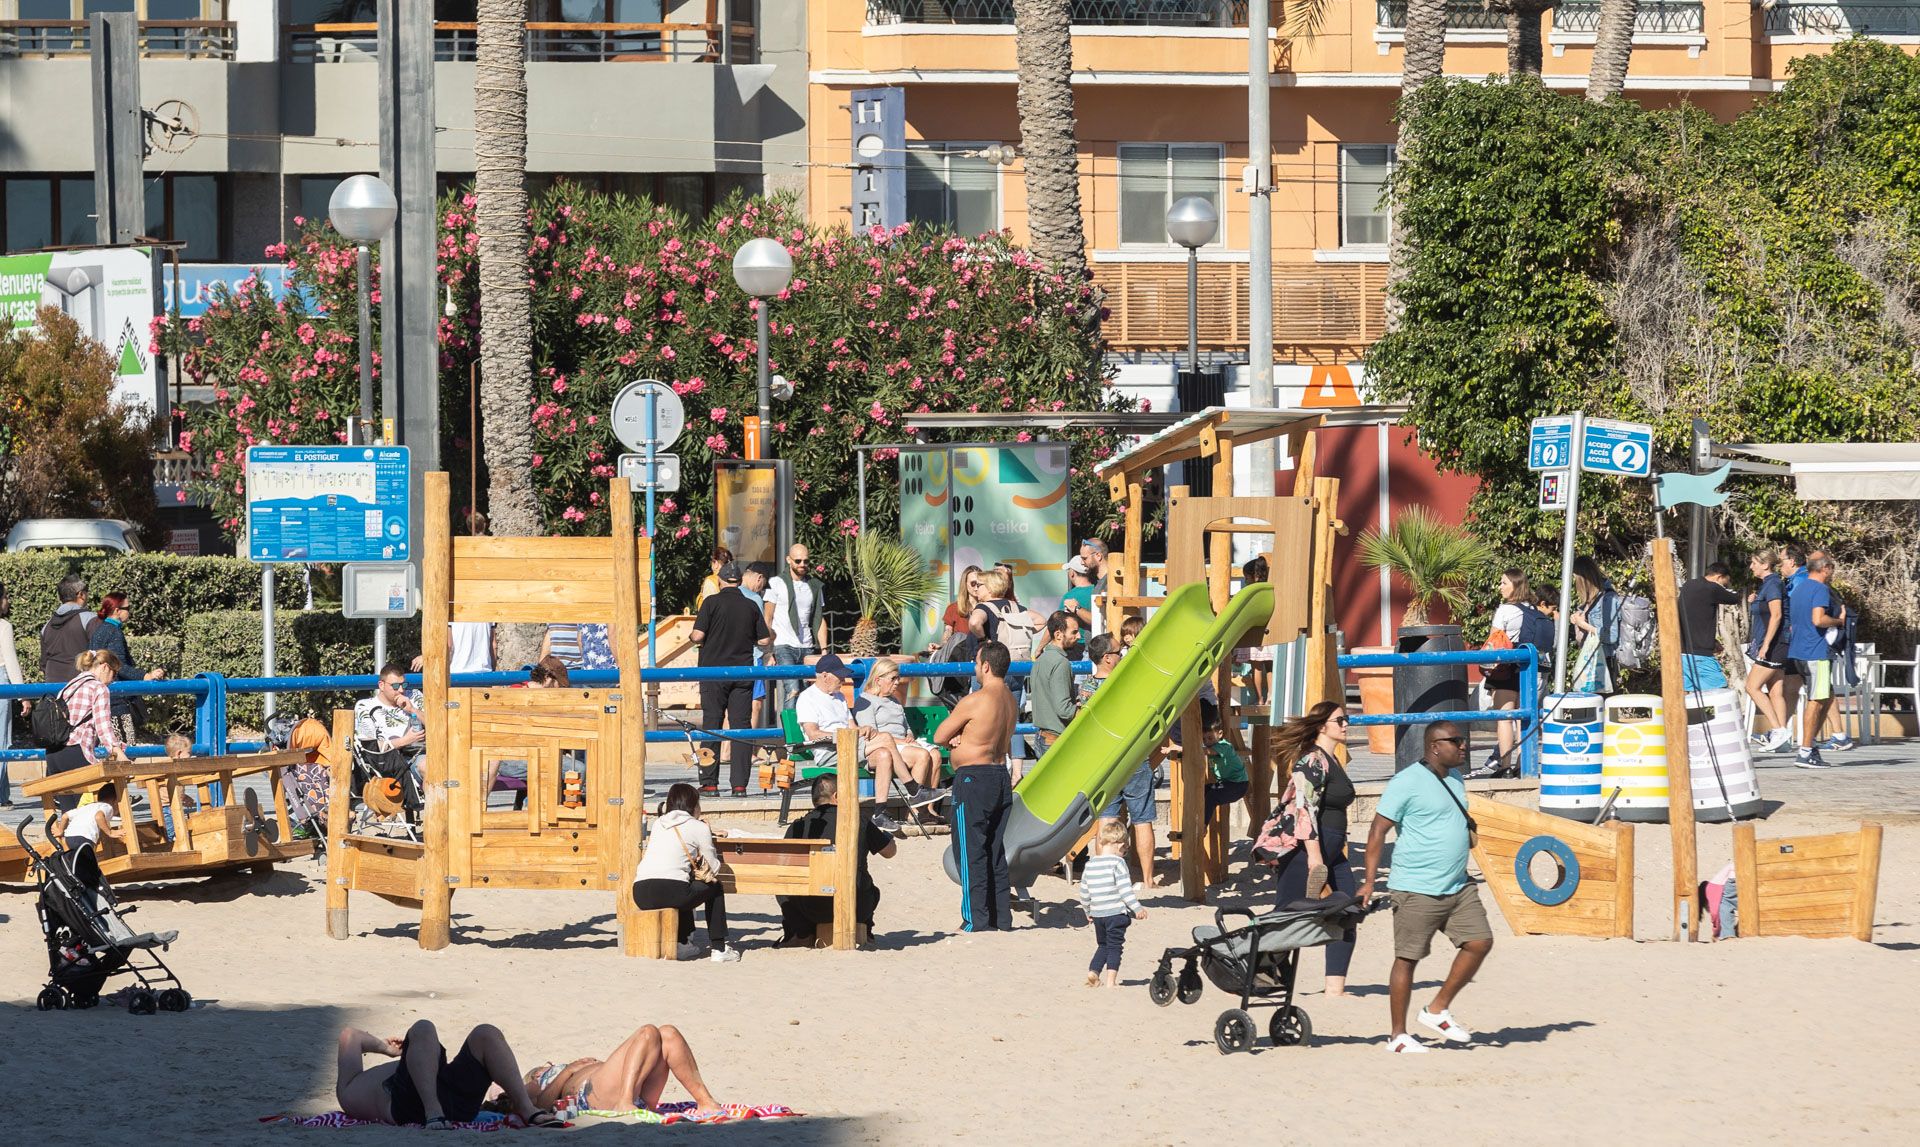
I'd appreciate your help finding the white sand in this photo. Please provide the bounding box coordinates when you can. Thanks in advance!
[3,797,1916,1145]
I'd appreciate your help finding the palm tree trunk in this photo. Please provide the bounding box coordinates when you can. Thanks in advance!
[1385,0,1448,331]
[1586,0,1639,100]
[1012,0,1089,283]
[1502,1,1550,76]
[474,0,542,666]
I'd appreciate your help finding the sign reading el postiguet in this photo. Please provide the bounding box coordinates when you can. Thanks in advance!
[245,445,412,563]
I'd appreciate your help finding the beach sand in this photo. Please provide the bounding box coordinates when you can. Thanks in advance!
[3,791,1916,1145]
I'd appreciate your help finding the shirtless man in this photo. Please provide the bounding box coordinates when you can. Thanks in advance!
[336,1021,559,1129]
[934,640,1019,932]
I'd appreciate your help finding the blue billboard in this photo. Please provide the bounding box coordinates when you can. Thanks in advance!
[165,263,317,318]
[246,445,411,563]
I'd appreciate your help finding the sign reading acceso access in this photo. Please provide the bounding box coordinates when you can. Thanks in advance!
[246,445,412,563]
[1582,417,1654,478]
[1528,415,1574,471]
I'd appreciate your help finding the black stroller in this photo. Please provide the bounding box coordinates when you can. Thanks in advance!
[1149,893,1372,1054]
[17,818,191,1015]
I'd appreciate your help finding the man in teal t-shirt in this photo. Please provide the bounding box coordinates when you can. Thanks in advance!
[1061,560,1097,630]
[1362,722,1493,1053]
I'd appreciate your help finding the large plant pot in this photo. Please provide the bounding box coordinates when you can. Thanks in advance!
[1392,624,1467,770]
[1351,646,1398,755]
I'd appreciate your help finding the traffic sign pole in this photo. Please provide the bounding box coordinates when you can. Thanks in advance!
[1553,411,1585,693]
[645,387,659,669]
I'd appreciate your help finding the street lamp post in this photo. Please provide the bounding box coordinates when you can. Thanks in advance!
[1166,196,1219,376]
[732,237,794,456]
[328,175,399,446]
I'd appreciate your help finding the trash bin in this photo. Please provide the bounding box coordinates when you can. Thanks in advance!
[1392,624,1466,770]
[1539,693,1604,821]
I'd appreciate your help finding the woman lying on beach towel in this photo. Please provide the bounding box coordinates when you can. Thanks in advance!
[336,1022,562,1129]
[522,1024,722,1117]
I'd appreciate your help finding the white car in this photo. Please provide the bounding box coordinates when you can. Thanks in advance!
[3,518,144,554]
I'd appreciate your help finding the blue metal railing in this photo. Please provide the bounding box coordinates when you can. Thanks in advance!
[1337,646,1543,777]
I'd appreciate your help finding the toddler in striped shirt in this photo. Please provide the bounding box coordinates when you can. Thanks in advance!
[1080,821,1148,987]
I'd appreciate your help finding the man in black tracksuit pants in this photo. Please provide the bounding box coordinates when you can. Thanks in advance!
[935,641,1018,931]
[691,562,771,794]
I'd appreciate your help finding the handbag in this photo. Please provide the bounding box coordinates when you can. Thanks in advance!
[1430,769,1478,849]
[673,823,720,884]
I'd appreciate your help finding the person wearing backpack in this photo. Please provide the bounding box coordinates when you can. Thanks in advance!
[1567,556,1621,695]
[1470,569,1548,779]
[968,567,1046,769]
[38,573,99,685]
[37,649,131,810]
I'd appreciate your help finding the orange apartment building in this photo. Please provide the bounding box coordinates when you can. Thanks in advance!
[804,0,1908,647]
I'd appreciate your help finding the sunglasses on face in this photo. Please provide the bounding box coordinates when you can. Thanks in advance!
[1431,736,1466,747]
[1328,714,1349,726]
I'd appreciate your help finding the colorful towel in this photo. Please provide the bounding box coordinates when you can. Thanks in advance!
[572,1101,800,1124]
[259,1112,518,1131]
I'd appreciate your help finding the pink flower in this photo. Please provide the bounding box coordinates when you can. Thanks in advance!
[710,407,728,422]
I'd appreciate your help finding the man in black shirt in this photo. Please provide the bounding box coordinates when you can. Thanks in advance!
[1678,562,1742,693]
[691,561,771,794]
[778,773,896,946]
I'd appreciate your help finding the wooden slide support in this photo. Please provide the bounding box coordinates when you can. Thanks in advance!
[1732,822,1882,941]
[1469,795,1635,939]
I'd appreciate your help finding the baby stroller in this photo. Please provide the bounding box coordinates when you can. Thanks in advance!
[17,818,191,1015]
[1148,893,1372,1054]
[350,737,425,840]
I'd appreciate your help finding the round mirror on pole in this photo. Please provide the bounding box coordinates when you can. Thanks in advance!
[327,174,398,244]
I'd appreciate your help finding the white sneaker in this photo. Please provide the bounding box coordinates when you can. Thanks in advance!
[1385,1033,1430,1053]
[1763,728,1792,752]
[709,946,741,963]
[675,942,707,961]
[1417,1007,1474,1043]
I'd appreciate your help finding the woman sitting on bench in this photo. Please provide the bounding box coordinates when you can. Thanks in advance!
[633,783,737,962]
[522,1024,723,1117]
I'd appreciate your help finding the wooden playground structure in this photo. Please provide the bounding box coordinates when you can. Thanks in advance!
[1095,409,1346,902]
[1469,796,1635,939]
[323,473,863,958]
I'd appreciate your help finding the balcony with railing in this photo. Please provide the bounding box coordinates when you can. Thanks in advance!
[1374,0,1705,34]
[0,18,236,58]
[1093,260,1389,356]
[866,0,1249,26]
[1762,2,1920,36]
[283,19,754,64]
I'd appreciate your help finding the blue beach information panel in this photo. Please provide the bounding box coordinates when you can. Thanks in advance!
[246,445,412,563]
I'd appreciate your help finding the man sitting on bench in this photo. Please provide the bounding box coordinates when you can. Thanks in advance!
[776,774,896,947]
[796,653,939,833]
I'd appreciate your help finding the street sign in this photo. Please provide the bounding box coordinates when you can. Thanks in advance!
[245,445,411,563]
[1582,417,1654,477]
[618,452,681,494]
[743,414,763,460]
[610,379,684,454]
[1528,415,1573,471]
[1538,471,1569,511]
[341,562,419,619]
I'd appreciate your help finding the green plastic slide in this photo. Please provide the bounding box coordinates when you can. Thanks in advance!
[944,581,1275,887]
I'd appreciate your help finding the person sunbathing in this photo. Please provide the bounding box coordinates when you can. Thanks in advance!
[522,1024,722,1116]
[336,1022,560,1129]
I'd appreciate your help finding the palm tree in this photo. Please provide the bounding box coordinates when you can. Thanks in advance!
[1490,0,1556,75]
[1357,507,1493,627]
[1586,0,1640,100]
[844,533,939,660]
[474,0,542,665]
[1012,0,1089,282]
[1385,0,1449,330]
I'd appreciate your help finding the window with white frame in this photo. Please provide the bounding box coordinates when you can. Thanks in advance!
[905,143,1000,237]
[1118,144,1223,246]
[1339,144,1395,248]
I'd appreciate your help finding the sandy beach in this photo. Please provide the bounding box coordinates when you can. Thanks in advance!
[3,757,1917,1145]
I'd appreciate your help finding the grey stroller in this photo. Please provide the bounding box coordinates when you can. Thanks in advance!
[1148,892,1373,1053]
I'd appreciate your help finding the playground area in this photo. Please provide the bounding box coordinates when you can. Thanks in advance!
[1,753,1918,1143]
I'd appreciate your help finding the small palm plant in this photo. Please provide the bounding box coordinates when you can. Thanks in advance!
[844,532,939,659]
[1357,507,1493,628]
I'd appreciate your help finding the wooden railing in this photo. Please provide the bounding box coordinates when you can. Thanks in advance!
[284,21,754,64]
[0,19,236,58]
[1092,259,1389,355]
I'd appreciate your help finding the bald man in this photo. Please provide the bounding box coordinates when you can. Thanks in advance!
[765,544,828,713]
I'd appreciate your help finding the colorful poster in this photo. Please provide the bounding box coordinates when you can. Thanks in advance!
[163,262,312,318]
[899,443,1072,653]
[714,461,782,566]
[0,247,157,415]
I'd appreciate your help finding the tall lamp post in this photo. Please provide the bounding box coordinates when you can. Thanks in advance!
[732,237,794,456]
[328,174,399,446]
[1166,196,1219,376]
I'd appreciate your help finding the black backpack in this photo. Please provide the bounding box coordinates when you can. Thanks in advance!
[1514,602,1555,653]
[30,681,84,750]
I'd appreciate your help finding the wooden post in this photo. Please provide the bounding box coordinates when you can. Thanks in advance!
[1610,821,1635,939]
[1853,822,1883,942]
[1650,536,1698,941]
[832,726,860,950]
[611,481,650,957]
[1731,822,1758,939]
[326,708,354,939]
[418,471,453,951]
[1179,699,1207,903]
[1248,722,1274,829]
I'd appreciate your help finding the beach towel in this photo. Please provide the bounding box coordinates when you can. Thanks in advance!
[259,1112,518,1131]
[572,1100,800,1124]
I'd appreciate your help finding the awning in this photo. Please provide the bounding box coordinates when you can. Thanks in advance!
[1723,442,1920,501]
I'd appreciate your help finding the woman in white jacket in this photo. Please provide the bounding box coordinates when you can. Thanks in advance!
[0,580,25,808]
[633,784,737,961]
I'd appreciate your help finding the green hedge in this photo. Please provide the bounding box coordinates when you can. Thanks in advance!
[181,610,424,727]
[0,552,306,642]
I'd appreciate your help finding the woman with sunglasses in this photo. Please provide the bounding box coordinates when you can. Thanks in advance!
[1264,700,1360,995]
[85,591,166,746]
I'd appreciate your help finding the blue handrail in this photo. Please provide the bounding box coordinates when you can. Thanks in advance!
[1337,645,1544,778]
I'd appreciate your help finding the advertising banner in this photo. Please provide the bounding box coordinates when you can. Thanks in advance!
[714,460,787,567]
[163,262,308,318]
[0,246,157,414]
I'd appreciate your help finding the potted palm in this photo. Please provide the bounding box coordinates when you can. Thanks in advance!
[844,532,940,660]
[1357,507,1493,767]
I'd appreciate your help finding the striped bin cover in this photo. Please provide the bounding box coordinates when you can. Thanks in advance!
[1602,694,1669,824]
[1686,687,1765,822]
[1539,692,1605,821]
